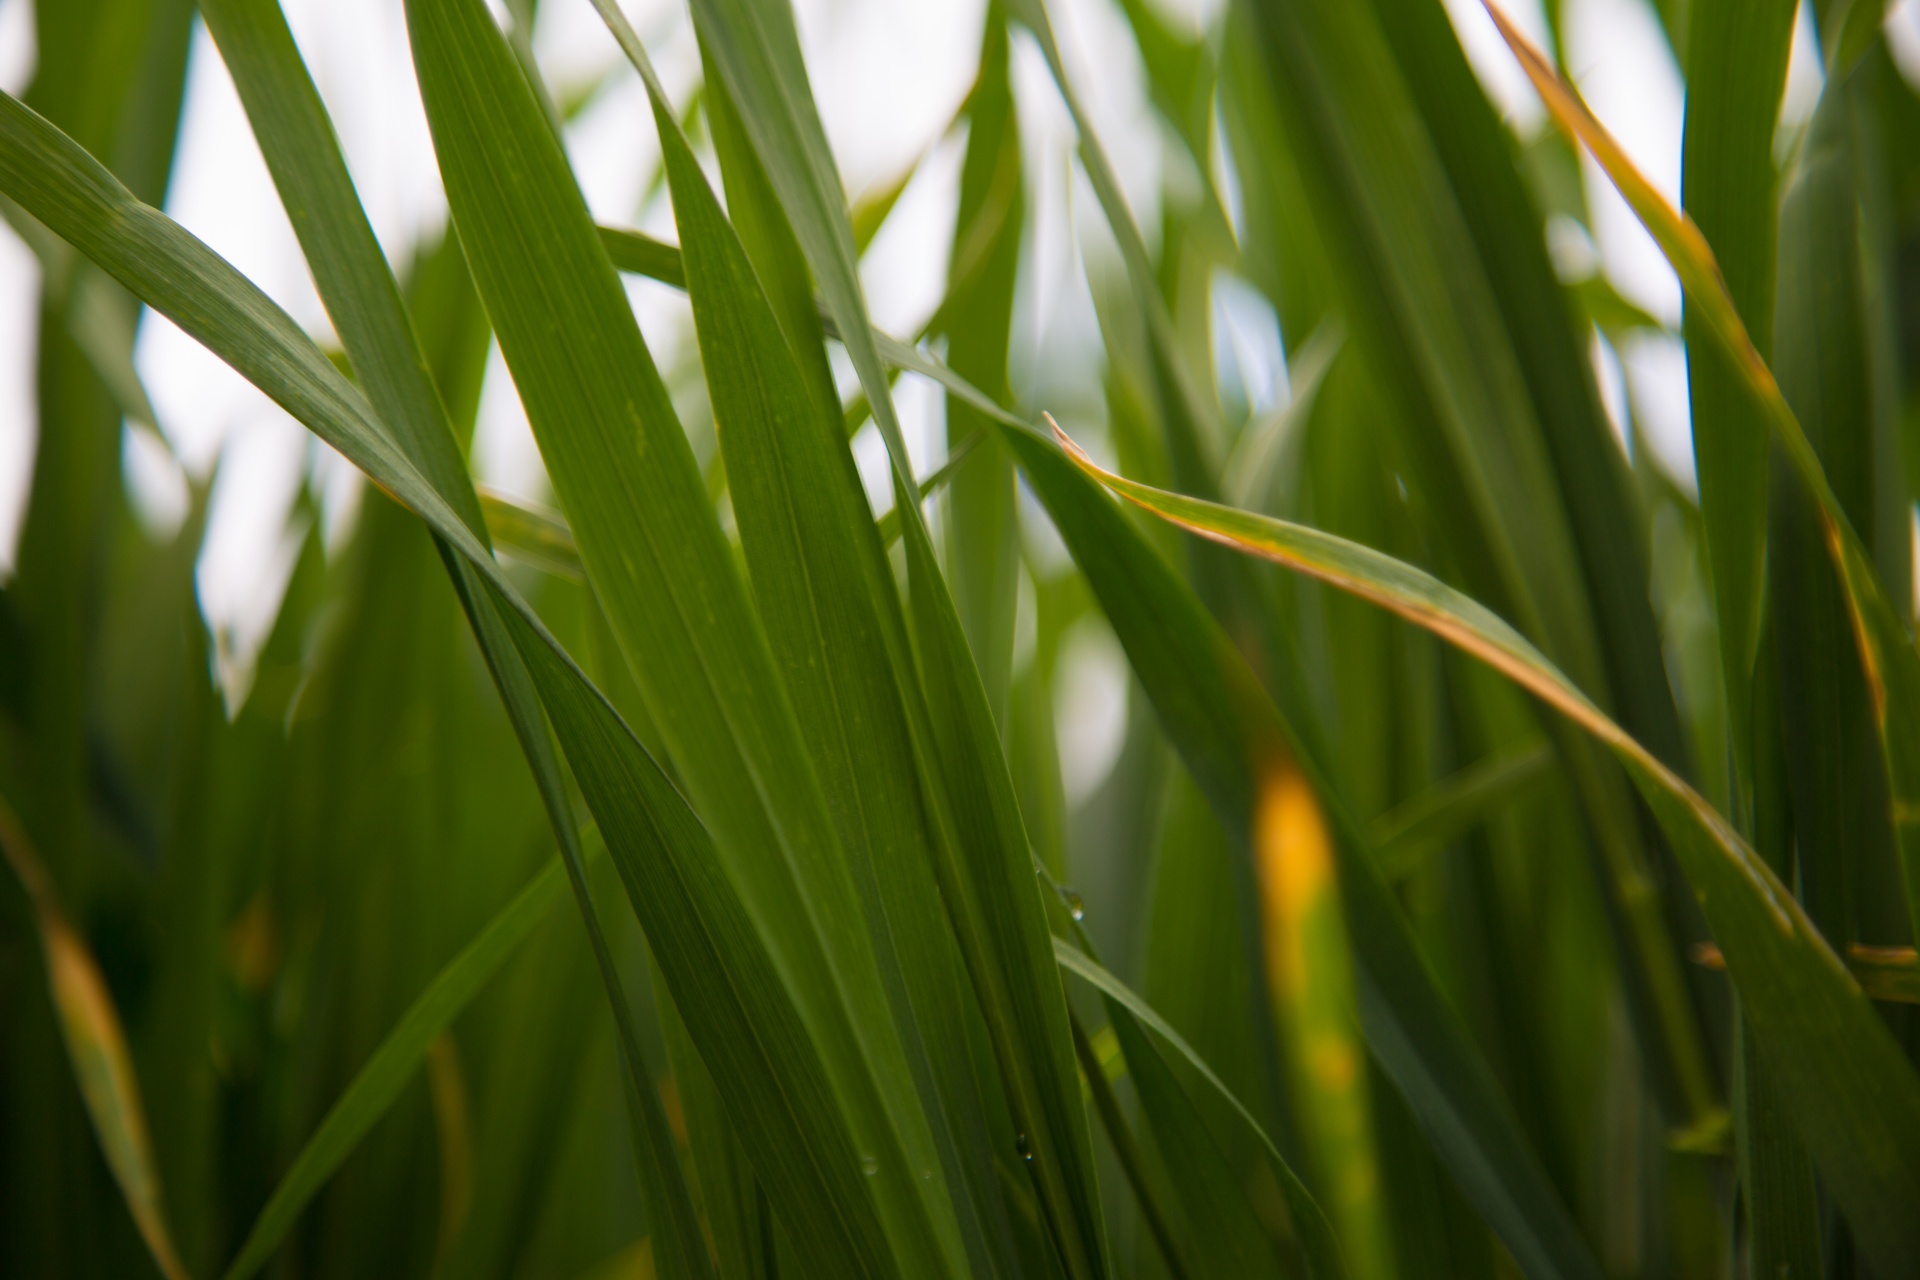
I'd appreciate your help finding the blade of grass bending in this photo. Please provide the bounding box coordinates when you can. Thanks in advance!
[1485,0,1920,971]
[0,791,190,1280]
[187,9,711,1275]
[499,274,1601,1280]
[1056,942,1346,1280]
[1235,0,1717,1141]
[1059,903,1304,1280]
[221,857,569,1280]
[404,0,972,1274]
[587,9,1004,1275]
[1054,417,1920,1273]
[687,2,1111,1272]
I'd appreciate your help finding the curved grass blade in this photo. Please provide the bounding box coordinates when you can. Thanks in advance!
[1233,0,1717,1138]
[470,184,1602,1279]
[792,323,1607,1280]
[0,792,190,1280]
[899,349,1603,1280]
[1066,1012,1192,1279]
[1484,0,1920,966]
[1055,941,1346,1280]
[221,857,569,1280]
[1054,416,1920,1272]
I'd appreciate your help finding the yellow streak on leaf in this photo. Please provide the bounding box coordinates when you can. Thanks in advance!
[1255,763,1334,1002]
[0,794,190,1280]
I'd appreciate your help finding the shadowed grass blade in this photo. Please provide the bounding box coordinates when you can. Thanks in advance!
[221,858,569,1280]
[1056,941,1345,1280]
[0,792,189,1280]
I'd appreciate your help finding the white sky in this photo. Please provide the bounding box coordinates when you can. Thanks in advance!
[1,0,1916,704]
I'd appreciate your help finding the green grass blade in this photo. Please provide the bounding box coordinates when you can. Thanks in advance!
[595,224,686,288]
[1056,418,1920,1271]
[0,74,902,1280]
[586,9,1002,1274]
[403,1,970,1273]
[687,3,1111,1271]
[480,489,580,580]
[936,10,1023,721]
[1677,0,1796,783]
[0,793,190,1280]
[1056,942,1345,1280]
[1099,1012,1284,1279]
[220,857,569,1280]
[1376,0,1690,784]
[1483,16,1920,969]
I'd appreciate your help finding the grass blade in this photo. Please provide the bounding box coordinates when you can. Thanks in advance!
[1056,941,1346,1280]
[0,72,890,1280]
[0,791,189,1280]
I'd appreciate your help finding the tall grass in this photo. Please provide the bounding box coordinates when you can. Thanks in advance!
[3,0,1920,1276]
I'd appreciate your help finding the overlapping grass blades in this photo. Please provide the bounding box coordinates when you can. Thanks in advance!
[1052,416,1920,1273]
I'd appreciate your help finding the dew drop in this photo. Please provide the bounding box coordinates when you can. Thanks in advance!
[861,1154,879,1177]
[1014,1132,1033,1164]
[920,1168,935,1182]
[1058,886,1085,922]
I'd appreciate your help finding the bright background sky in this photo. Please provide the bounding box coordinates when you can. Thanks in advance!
[2,0,1919,726]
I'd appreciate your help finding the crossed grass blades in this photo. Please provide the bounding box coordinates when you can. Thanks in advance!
[4,0,1920,1276]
